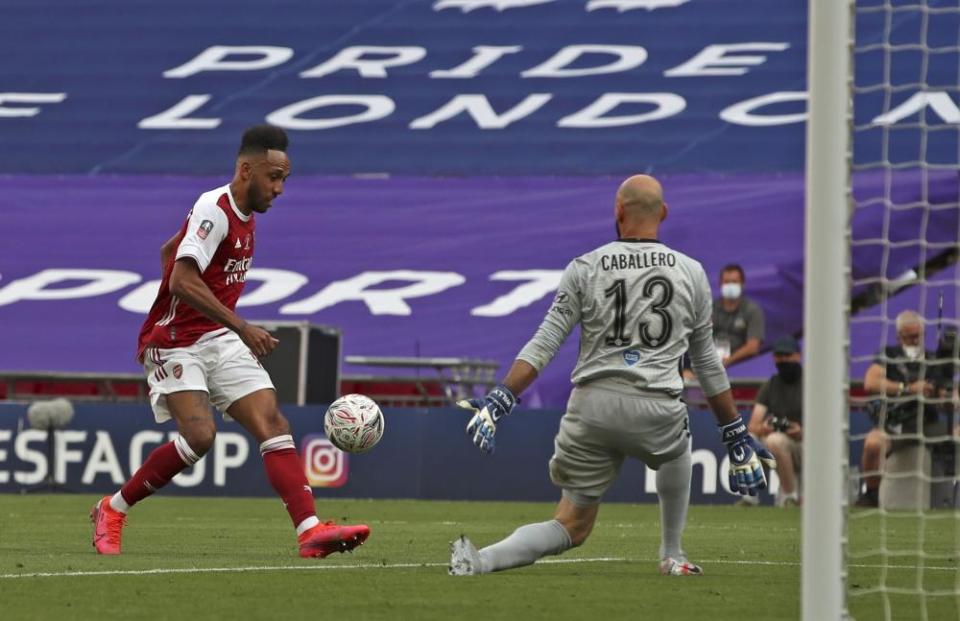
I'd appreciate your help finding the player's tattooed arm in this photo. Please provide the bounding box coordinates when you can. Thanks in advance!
[169,258,278,357]
[160,232,180,273]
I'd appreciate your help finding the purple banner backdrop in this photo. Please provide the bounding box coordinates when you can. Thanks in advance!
[0,172,956,406]
[2,0,957,176]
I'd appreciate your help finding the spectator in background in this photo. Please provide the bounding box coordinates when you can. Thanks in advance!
[713,264,765,368]
[738,336,803,507]
[857,310,943,509]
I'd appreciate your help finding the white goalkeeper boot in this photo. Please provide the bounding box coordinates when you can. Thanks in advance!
[449,535,483,576]
[659,556,703,576]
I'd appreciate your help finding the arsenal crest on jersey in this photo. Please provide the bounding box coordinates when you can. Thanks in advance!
[172,363,183,379]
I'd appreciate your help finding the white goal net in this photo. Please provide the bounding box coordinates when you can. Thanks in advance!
[845,1,960,619]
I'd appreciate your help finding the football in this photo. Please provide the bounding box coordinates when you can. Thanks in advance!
[323,393,385,454]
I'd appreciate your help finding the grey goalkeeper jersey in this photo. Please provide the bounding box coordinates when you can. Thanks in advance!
[517,238,730,397]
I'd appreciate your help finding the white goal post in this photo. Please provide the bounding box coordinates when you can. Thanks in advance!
[803,1,853,620]
[806,1,960,619]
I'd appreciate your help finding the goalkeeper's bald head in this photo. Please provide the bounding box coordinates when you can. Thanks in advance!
[614,174,667,238]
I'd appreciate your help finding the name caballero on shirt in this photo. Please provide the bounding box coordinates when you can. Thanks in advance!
[601,251,677,272]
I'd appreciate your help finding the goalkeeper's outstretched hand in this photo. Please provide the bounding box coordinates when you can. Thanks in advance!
[456,384,517,454]
[719,416,777,496]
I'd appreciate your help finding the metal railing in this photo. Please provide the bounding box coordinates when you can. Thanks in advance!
[0,368,869,411]
[0,358,501,408]
[342,356,500,407]
[0,371,148,402]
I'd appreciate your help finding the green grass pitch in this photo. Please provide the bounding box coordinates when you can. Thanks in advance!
[1,495,956,620]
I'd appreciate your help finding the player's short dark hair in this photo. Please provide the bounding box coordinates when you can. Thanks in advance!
[238,124,288,156]
[720,263,745,282]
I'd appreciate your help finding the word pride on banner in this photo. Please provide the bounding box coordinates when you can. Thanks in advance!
[7,0,956,174]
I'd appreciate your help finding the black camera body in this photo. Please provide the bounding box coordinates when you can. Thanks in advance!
[767,415,791,433]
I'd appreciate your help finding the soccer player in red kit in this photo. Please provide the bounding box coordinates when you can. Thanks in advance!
[90,125,370,558]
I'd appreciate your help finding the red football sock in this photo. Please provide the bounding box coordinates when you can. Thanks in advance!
[261,435,316,529]
[120,437,197,506]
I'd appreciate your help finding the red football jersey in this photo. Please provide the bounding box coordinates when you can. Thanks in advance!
[137,185,255,361]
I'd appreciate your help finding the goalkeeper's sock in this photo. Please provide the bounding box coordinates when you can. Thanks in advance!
[656,445,692,560]
[478,519,572,573]
[118,436,199,508]
[260,435,317,530]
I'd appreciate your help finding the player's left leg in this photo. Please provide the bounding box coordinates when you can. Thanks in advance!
[225,388,312,526]
[225,388,370,557]
[653,445,702,575]
[207,333,328,546]
[207,332,370,557]
[634,400,701,576]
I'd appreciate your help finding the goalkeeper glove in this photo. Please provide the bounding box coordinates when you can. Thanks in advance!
[456,384,517,454]
[719,416,777,496]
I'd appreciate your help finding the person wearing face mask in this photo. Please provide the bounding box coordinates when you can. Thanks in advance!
[712,264,765,368]
[858,310,943,509]
[737,336,804,508]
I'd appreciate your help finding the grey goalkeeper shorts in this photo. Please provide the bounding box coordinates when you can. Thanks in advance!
[548,381,691,501]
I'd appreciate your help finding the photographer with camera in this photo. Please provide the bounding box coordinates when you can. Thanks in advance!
[737,336,803,507]
[859,309,951,509]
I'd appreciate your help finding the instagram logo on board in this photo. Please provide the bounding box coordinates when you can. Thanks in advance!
[300,434,348,488]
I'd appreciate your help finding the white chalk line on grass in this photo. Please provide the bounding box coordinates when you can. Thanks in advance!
[1,556,956,580]
[0,557,620,580]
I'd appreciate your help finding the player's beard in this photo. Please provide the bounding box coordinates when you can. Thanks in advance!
[248,183,270,213]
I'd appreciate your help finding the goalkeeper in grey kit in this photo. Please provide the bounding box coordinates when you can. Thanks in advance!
[450,174,775,577]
